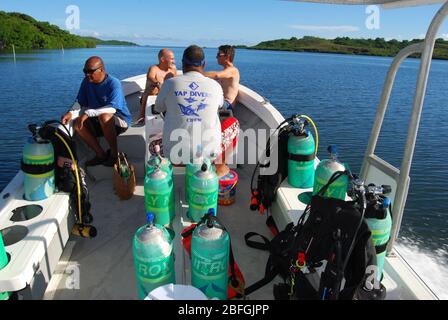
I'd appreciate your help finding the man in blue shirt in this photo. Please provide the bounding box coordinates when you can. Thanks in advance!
[61,56,131,166]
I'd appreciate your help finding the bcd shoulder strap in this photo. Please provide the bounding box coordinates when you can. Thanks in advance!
[244,223,297,296]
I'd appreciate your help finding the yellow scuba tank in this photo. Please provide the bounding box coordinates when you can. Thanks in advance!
[21,124,55,201]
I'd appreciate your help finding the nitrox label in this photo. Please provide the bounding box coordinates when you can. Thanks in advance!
[135,255,173,281]
[190,191,218,208]
[191,250,227,277]
[145,193,171,208]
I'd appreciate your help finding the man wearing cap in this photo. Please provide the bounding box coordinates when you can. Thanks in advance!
[154,45,239,177]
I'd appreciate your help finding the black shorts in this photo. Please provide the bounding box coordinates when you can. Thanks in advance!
[88,116,128,137]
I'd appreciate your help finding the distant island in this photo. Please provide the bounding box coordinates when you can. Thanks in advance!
[80,37,138,47]
[238,36,448,60]
[0,11,138,51]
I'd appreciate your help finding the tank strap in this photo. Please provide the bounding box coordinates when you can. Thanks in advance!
[375,242,389,255]
[21,161,54,175]
[287,152,315,162]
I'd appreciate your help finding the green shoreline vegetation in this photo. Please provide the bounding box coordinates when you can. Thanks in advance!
[3,10,447,59]
[237,36,448,60]
[0,11,138,51]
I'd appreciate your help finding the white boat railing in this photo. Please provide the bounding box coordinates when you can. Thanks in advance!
[361,0,448,253]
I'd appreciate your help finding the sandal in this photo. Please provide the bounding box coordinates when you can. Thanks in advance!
[136,117,145,125]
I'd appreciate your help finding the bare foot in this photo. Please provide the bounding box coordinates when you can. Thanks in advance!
[215,164,230,178]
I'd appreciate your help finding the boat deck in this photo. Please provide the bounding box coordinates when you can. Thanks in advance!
[34,79,439,301]
[44,91,278,300]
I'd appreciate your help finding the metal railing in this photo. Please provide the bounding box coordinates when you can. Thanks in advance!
[361,0,448,253]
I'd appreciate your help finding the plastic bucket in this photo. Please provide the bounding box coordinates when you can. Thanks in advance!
[218,170,238,206]
[146,284,208,300]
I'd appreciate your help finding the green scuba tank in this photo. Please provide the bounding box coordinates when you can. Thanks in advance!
[21,134,55,201]
[287,119,316,188]
[146,145,172,176]
[365,197,392,282]
[0,232,11,300]
[313,145,348,201]
[188,163,219,222]
[144,164,175,226]
[133,213,175,300]
[191,210,229,300]
[185,147,215,204]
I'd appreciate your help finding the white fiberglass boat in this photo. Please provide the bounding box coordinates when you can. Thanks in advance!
[0,0,446,300]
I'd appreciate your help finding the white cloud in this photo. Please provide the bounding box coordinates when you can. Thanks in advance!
[440,33,448,39]
[289,24,360,32]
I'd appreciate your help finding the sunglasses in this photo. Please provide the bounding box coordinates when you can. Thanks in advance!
[216,53,226,58]
[83,65,103,75]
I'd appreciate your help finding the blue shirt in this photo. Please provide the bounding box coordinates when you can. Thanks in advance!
[76,75,131,126]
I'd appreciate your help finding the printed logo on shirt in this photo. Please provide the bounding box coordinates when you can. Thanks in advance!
[184,97,197,104]
[175,90,209,98]
[189,82,199,91]
[178,103,200,117]
[197,99,208,111]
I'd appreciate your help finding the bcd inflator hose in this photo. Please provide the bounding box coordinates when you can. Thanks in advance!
[52,126,96,238]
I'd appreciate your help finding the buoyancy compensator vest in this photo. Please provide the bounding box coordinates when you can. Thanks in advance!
[250,114,318,215]
[35,120,95,235]
[37,121,78,192]
[245,171,387,300]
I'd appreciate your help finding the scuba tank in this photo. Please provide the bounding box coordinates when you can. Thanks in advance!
[185,146,215,204]
[144,161,175,226]
[133,213,175,300]
[313,145,348,201]
[146,145,172,176]
[191,210,229,300]
[287,118,316,188]
[24,120,96,238]
[21,124,55,201]
[364,186,392,282]
[188,163,218,222]
[250,113,318,214]
[0,233,11,300]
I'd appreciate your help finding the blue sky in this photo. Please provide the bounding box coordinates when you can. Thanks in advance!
[1,0,447,47]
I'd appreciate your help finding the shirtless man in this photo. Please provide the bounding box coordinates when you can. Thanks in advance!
[138,48,177,121]
[203,45,240,111]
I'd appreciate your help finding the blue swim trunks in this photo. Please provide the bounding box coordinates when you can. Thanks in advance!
[223,100,234,112]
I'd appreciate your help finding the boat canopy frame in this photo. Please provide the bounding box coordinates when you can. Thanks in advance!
[287,0,445,9]
[359,0,448,253]
[290,0,448,253]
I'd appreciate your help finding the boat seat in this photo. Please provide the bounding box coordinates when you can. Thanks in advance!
[271,179,312,231]
[270,160,319,231]
[0,172,73,299]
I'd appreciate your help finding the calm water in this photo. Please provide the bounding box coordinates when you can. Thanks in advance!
[1,46,447,297]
